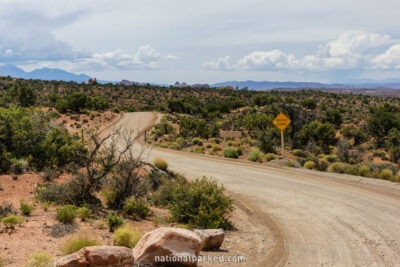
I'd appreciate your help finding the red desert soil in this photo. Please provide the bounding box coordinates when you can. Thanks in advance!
[0,173,270,267]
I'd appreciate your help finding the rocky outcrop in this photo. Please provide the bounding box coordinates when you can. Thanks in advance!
[55,251,87,267]
[194,229,225,250]
[133,227,203,266]
[54,246,134,267]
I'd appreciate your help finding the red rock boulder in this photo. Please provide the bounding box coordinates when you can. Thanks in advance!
[133,227,202,266]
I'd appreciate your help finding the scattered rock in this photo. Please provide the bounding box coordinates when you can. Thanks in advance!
[45,224,76,238]
[83,246,134,266]
[133,227,202,266]
[194,229,225,250]
[54,251,87,267]
[54,246,134,267]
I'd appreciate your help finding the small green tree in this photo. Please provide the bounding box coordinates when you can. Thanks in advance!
[8,80,37,107]
[387,128,400,163]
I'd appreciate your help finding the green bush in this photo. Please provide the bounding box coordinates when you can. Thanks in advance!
[56,205,77,224]
[264,153,277,162]
[20,200,34,216]
[2,215,22,229]
[292,149,308,158]
[192,137,203,146]
[10,158,28,174]
[327,162,346,173]
[212,144,221,152]
[223,147,238,158]
[344,166,358,175]
[391,172,400,182]
[304,161,316,169]
[154,158,168,171]
[358,165,371,177]
[107,213,124,232]
[317,159,329,171]
[287,161,295,167]
[0,202,13,218]
[112,227,143,248]
[123,198,150,220]
[61,234,100,255]
[325,155,338,163]
[26,253,53,267]
[77,207,92,221]
[379,169,393,180]
[151,179,181,207]
[248,148,264,162]
[170,177,234,229]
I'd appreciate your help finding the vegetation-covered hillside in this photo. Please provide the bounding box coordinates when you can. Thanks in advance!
[1,76,400,181]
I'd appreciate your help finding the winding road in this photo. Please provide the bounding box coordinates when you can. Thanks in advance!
[111,112,400,267]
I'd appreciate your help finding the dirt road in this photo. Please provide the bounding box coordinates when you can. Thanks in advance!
[112,112,400,267]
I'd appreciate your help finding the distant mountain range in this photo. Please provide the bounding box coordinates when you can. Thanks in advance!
[0,64,91,83]
[1,64,400,90]
[212,80,400,90]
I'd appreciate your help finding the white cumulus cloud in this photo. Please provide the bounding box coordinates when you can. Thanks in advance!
[371,44,400,69]
[79,45,161,71]
[202,56,233,70]
[204,32,397,72]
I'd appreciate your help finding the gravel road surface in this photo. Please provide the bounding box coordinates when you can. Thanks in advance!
[110,112,400,267]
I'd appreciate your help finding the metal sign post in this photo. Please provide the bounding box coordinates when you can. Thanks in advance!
[272,112,291,159]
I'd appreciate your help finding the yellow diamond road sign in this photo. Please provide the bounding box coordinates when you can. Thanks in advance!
[273,112,291,131]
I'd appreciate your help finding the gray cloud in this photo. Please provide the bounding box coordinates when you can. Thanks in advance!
[1,0,400,82]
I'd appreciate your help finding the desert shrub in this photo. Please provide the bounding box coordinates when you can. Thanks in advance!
[210,138,222,144]
[304,161,316,169]
[2,215,22,229]
[362,162,397,175]
[20,200,34,216]
[193,146,205,154]
[25,253,53,267]
[327,162,346,173]
[292,149,308,158]
[379,169,393,180]
[344,166,358,175]
[40,168,60,181]
[0,202,13,218]
[107,213,124,232]
[287,161,295,167]
[0,257,3,267]
[317,159,329,171]
[264,153,277,162]
[223,147,238,158]
[34,183,81,205]
[325,155,338,163]
[151,177,186,207]
[170,177,234,229]
[122,198,150,220]
[192,137,203,146]
[101,186,117,207]
[154,158,168,171]
[112,227,143,248]
[358,165,371,177]
[40,202,51,211]
[61,234,100,255]
[226,140,235,147]
[77,207,92,221]
[56,205,77,224]
[146,169,170,191]
[10,158,28,174]
[212,144,221,152]
[391,172,400,182]
[248,148,264,162]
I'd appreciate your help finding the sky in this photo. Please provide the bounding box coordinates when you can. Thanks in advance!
[0,0,400,84]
